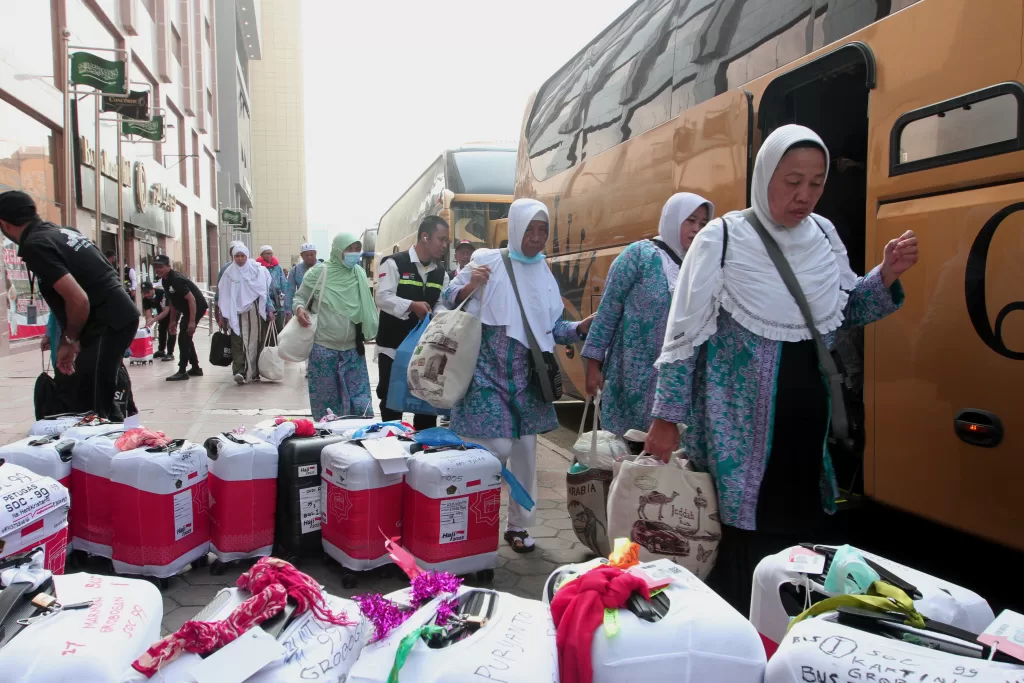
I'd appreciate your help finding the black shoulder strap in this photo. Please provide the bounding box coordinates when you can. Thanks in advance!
[809,214,829,236]
[500,248,557,403]
[650,239,682,266]
[721,219,729,268]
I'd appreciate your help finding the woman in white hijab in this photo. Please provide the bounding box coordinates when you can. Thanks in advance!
[216,244,275,384]
[442,198,594,553]
[644,124,918,613]
[581,192,713,437]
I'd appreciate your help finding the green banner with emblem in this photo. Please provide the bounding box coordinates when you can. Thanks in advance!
[221,208,244,226]
[121,115,164,141]
[70,52,126,93]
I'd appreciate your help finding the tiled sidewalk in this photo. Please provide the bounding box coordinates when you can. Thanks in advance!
[0,329,589,633]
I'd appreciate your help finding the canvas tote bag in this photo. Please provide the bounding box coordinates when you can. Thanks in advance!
[607,452,721,579]
[572,390,631,470]
[407,284,483,409]
[277,266,326,362]
[258,322,285,381]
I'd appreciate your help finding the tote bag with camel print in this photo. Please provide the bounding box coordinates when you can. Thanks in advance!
[606,453,721,579]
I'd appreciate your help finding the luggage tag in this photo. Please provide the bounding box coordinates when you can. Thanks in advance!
[786,547,826,574]
[190,626,286,683]
[978,609,1024,663]
[362,438,410,475]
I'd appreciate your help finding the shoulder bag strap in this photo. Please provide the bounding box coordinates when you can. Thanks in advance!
[741,208,849,441]
[500,248,556,403]
[305,266,327,314]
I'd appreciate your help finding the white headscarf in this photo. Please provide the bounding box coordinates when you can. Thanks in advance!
[217,244,271,335]
[656,192,714,292]
[657,124,857,365]
[453,198,565,352]
[259,245,273,255]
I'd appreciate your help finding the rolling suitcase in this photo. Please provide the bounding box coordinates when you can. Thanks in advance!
[109,440,210,583]
[0,435,74,490]
[128,327,154,365]
[349,586,558,683]
[204,432,279,569]
[120,586,367,682]
[0,463,70,574]
[313,415,380,435]
[767,612,1023,683]
[68,430,125,558]
[402,445,502,579]
[320,439,406,583]
[275,431,349,561]
[542,558,766,683]
[750,544,995,658]
[0,572,162,683]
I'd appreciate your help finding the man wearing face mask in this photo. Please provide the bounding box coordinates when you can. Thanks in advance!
[374,215,450,429]
[0,190,139,420]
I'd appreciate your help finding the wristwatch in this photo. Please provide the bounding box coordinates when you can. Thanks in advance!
[63,335,79,345]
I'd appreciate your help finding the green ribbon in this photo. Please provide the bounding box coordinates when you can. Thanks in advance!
[388,624,445,683]
[603,608,620,637]
[787,580,927,632]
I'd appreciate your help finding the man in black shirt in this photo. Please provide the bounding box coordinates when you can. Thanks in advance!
[141,281,176,360]
[152,255,208,381]
[0,190,139,420]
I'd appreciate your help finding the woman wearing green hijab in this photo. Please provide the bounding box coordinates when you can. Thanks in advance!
[294,232,379,419]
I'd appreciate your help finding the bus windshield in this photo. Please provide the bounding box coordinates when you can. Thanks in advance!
[446,149,517,194]
[452,201,510,246]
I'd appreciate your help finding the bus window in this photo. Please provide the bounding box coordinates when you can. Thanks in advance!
[893,86,1023,174]
[452,201,510,246]
[446,149,516,194]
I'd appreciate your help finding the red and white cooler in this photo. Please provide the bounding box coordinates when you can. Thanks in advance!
[0,572,162,683]
[129,326,154,363]
[751,544,995,658]
[321,440,405,571]
[403,446,502,575]
[109,440,210,578]
[205,432,279,562]
[0,462,70,574]
[69,430,125,558]
[0,435,74,490]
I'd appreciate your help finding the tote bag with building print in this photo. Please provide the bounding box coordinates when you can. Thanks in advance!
[406,292,482,409]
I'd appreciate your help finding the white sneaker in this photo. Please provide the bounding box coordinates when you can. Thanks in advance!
[234,373,245,385]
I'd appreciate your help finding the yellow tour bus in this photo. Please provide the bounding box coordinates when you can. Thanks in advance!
[375,144,517,275]
[515,0,1023,552]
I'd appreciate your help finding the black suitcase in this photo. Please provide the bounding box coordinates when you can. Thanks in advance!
[275,431,349,561]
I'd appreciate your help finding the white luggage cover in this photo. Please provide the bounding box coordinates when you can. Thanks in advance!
[543,558,766,683]
[313,416,380,435]
[751,545,995,656]
[0,572,162,683]
[109,441,210,577]
[321,440,404,571]
[121,587,367,683]
[28,413,93,437]
[349,586,558,683]
[766,615,1024,683]
[403,446,502,575]
[206,433,279,561]
[0,435,74,488]
[0,462,70,573]
[63,419,128,441]
[70,430,126,557]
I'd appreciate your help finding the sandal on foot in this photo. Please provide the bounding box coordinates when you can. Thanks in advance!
[503,530,536,554]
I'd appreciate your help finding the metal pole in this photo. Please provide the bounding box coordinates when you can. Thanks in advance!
[94,93,101,243]
[62,30,72,226]
[117,113,127,304]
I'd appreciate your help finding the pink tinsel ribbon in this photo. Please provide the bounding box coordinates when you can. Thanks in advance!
[131,557,354,677]
[354,570,463,643]
[115,427,171,451]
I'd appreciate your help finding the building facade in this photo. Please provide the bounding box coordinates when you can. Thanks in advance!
[0,0,223,354]
[249,0,307,268]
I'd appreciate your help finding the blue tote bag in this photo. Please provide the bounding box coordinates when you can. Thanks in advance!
[386,316,450,417]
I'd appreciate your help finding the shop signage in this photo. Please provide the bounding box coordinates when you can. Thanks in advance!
[102,90,149,120]
[121,115,164,141]
[221,208,244,226]
[70,52,126,94]
[80,136,131,186]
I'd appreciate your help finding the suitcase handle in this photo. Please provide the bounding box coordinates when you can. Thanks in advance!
[146,438,186,453]
[800,543,923,600]
[27,435,60,447]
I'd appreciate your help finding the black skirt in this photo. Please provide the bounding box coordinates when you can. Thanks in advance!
[707,340,830,615]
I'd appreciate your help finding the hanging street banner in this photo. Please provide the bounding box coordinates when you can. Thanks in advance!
[121,115,164,141]
[221,208,244,226]
[70,52,126,93]
[102,90,149,120]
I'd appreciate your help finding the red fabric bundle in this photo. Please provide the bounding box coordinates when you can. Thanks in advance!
[549,565,650,683]
[274,417,317,437]
[115,427,171,451]
[257,255,280,268]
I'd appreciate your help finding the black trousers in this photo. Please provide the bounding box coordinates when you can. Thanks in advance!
[157,315,176,355]
[75,323,137,420]
[176,309,205,371]
[376,352,437,431]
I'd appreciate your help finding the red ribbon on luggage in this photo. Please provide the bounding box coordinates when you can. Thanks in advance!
[131,557,355,677]
[549,565,650,683]
[274,417,317,437]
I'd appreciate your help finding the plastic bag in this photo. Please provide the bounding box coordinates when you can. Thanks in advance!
[386,317,449,417]
[572,391,630,470]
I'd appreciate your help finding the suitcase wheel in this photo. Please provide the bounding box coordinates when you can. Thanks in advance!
[158,577,170,590]
[476,569,495,583]
[194,554,210,569]
[342,574,358,590]
[210,560,226,576]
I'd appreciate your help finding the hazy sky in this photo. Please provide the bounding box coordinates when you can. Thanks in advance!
[301,0,630,236]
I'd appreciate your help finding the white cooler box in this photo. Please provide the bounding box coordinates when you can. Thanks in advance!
[349,586,558,683]
[766,614,1024,683]
[122,586,367,683]
[402,446,502,577]
[0,572,162,683]
[751,544,995,658]
[0,434,74,489]
[0,462,70,574]
[109,440,210,579]
[205,433,279,563]
[70,430,126,558]
[28,413,94,437]
[542,558,766,683]
[321,440,405,572]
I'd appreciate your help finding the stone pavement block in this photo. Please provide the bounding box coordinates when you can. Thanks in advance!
[162,605,201,634]
[526,525,558,538]
[515,574,550,600]
[174,583,228,607]
[504,555,557,577]
[545,517,575,531]
[540,547,594,565]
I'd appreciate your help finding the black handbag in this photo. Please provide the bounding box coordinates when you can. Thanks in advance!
[209,330,233,367]
[500,248,563,403]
